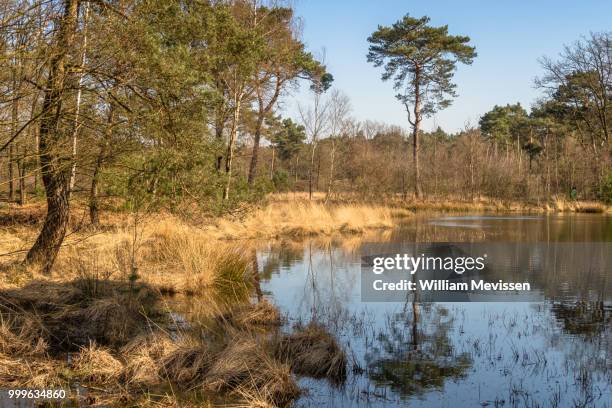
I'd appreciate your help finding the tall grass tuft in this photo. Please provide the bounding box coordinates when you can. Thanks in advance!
[159,336,213,387]
[72,342,124,384]
[144,219,252,296]
[204,336,300,406]
[272,322,347,384]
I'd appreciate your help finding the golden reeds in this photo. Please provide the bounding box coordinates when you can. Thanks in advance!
[211,201,407,239]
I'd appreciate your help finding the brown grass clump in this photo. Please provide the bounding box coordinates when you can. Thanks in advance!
[144,220,253,296]
[231,387,279,408]
[121,333,179,387]
[221,300,282,329]
[159,337,214,388]
[273,323,347,384]
[552,197,609,213]
[1,280,84,311]
[0,314,48,356]
[0,354,65,388]
[204,337,300,407]
[0,279,160,352]
[573,201,608,213]
[72,342,124,384]
[0,313,63,388]
[54,297,136,348]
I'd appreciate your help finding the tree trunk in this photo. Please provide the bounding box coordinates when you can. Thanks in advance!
[223,95,242,200]
[34,131,39,191]
[433,139,438,196]
[17,144,27,205]
[269,147,275,180]
[25,0,79,273]
[8,52,20,202]
[413,75,422,198]
[315,152,321,191]
[325,139,336,202]
[29,89,40,195]
[247,113,265,185]
[213,83,228,173]
[89,159,101,226]
[517,134,521,172]
[308,143,316,200]
[89,106,114,225]
[469,136,475,200]
[214,108,225,172]
[69,2,90,194]
[8,144,14,202]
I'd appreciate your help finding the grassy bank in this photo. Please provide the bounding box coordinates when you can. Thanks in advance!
[0,195,609,405]
[0,276,345,406]
[0,201,371,406]
[290,192,611,214]
[400,197,611,213]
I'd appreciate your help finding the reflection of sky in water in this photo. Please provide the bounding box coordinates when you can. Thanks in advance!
[430,215,543,229]
[438,216,544,220]
[428,221,485,229]
[258,214,611,407]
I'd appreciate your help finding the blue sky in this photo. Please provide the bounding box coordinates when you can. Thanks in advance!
[283,0,612,133]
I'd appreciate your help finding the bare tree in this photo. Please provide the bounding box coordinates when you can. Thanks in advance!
[325,89,351,202]
[298,83,329,200]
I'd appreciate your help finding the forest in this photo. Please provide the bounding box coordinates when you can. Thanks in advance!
[0,1,610,407]
[0,0,610,268]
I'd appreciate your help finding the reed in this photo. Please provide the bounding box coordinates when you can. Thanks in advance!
[211,200,409,239]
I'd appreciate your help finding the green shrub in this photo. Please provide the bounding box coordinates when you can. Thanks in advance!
[272,169,290,191]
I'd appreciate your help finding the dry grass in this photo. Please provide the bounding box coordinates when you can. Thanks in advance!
[0,314,47,356]
[204,336,300,407]
[220,300,282,329]
[551,197,610,213]
[272,322,347,384]
[0,311,65,388]
[0,208,304,406]
[210,201,409,239]
[0,354,66,388]
[394,195,612,214]
[121,333,179,387]
[72,342,124,384]
[142,218,253,296]
[0,213,254,300]
[0,199,382,406]
[159,336,214,388]
[0,279,160,352]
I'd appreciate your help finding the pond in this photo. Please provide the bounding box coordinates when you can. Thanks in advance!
[257,213,611,408]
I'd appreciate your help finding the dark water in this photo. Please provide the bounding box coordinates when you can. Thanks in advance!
[257,214,612,408]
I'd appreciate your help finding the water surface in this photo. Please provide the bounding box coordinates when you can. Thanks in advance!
[258,213,611,408]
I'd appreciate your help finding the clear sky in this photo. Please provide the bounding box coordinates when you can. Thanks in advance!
[283,0,612,133]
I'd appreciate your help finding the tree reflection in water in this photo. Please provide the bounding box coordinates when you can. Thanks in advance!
[551,300,609,337]
[366,303,472,398]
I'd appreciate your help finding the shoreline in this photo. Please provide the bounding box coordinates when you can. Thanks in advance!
[0,197,608,406]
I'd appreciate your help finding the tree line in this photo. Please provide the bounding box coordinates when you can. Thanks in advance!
[0,2,610,272]
[0,0,329,272]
